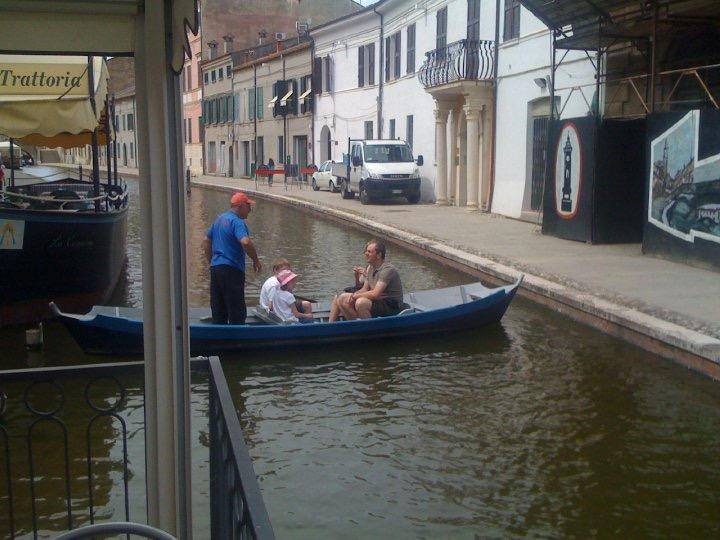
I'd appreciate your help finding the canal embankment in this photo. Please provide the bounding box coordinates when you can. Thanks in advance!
[190,174,720,380]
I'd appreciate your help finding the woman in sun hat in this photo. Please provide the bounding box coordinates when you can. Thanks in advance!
[270,269,314,323]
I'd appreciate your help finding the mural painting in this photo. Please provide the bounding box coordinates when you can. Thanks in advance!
[554,123,582,219]
[649,110,720,245]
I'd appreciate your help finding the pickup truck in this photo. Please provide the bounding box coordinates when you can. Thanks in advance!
[331,139,424,204]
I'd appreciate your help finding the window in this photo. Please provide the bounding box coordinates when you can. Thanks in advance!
[130,142,134,160]
[393,32,401,79]
[436,7,448,50]
[324,56,332,93]
[368,43,375,85]
[364,121,373,140]
[122,116,126,131]
[468,0,480,41]
[204,72,209,85]
[406,115,414,150]
[389,119,395,140]
[407,24,416,74]
[504,0,521,40]
[358,45,365,87]
[115,115,119,131]
[218,67,224,80]
[313,57,323,94]
[187,118,192,142]
[226,66,231,78]
[256,136,264,165]
[249,88,256,120]
[196,55,202,88]
[234,93,240,122]
[278,136,284,163]
[127,113,134,131]
[219,96,227,122]
[211,70,216,83]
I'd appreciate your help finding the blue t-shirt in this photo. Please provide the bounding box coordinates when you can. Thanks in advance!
[206,211,250,271]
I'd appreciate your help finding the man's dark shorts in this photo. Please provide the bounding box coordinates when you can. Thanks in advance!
[371,298,401,318]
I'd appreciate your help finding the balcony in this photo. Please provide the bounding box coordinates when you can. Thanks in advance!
[0,357,273,539]
[418,39,495,90]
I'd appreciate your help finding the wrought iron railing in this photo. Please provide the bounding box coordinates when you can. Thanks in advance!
[0,357,274,539]
[418,39,495,88]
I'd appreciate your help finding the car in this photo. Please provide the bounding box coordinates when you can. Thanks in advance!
[311,160,339,192]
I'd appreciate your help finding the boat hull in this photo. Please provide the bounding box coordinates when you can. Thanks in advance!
[0,206,128,326]
[54,280,521,356]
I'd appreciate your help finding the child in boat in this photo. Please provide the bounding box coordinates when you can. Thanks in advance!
[259,258,313,315]
[271,269,314,323]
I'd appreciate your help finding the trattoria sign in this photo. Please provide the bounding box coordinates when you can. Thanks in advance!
[0,63,88,96]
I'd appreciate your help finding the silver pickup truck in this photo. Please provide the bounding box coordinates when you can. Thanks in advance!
[331,139,424,204]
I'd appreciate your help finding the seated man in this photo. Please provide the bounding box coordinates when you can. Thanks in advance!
[329,240,403,321]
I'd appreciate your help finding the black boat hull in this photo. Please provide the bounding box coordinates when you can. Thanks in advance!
[0,206,128,325]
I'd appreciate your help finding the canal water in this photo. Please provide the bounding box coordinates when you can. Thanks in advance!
[1,182,719,538]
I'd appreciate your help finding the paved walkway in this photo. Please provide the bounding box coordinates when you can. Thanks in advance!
[191,173,720,375]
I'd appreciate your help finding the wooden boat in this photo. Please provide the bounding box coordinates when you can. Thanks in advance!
[51,278,523,355]
[0,55,129,325]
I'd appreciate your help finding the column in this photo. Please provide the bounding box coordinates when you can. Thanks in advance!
[433,101,451,204]
[464,104,481,209]
[479,105,491,211]
[447,108,458,204]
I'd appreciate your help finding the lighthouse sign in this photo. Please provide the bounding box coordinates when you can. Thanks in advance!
[554,123,582,219]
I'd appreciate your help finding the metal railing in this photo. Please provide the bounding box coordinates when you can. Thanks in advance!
[418,39,495,89]
[0,357,273,539]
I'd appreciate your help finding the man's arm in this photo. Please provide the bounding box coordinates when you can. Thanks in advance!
[240,236,262,273]
[202,237,212,263]
[353,280,387,301]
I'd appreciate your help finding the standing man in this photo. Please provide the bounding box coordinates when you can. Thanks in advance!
[329,240,404,321]
[202,191,262,324]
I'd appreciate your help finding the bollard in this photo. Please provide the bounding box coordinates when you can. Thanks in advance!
[25,322,43,351]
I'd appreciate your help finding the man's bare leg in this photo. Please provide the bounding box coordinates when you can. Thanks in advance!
[329,295,340,322]
[338,292,360,320]
[355,298,372,319]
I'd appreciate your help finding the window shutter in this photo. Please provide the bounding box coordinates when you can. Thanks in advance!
[293,79,299,115]
[313,57,323,94]
[324,56,332,93]
[249,88,255,120]
[272,81,278,117]
[385,36,391,82]
[368,43,375,85]
[407,25,415,74]
[394,33,401,79]
[358,46,365,87]
[257,86,264,119]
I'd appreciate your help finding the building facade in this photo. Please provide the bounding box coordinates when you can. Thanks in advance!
[201,52,236,176]
[113,87,139,170]
[183,31,204,176]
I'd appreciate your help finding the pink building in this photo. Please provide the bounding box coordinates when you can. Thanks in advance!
[183,31,203,175]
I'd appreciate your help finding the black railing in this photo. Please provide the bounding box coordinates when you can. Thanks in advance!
[418,39,495,88]
[0,357,273,539]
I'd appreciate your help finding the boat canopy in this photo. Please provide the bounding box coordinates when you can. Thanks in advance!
[0,55,113,148]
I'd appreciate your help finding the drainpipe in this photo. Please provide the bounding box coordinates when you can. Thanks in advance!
[488,0,501,212]
[283,54,287,169]
[253,63,258,168]
[374,5,384,138]
[310,36,316,165]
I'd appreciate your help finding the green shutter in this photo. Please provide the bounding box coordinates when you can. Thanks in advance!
[256,87,264,119]
[249,88,255,120]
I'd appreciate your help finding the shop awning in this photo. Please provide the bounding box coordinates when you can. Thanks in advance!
[0,55,111,145]
[280,88,293,106]
[298,86,312,102]
[0,0,197,74]
[268,95,278,108]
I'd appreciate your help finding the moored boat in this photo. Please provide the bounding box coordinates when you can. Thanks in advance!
[51,278,523,355]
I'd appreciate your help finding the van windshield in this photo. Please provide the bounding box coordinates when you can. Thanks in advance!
[364,144,414,163]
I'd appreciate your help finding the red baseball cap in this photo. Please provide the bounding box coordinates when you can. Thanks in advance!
[230,192,256,207]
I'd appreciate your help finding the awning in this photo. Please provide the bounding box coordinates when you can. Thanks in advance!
[268,95,278,108]
[0,0,198,74]
[518,0,628,30]
[0,55,111,146]
[280,88,294,106]
[298,87,312,102]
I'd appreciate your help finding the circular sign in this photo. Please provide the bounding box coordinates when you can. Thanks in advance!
[554,123,583,219]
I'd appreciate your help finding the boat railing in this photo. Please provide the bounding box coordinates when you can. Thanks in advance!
[1,183,128,212]
[0,356,274,539]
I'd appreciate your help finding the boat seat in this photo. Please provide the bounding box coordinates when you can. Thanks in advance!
[398,303,428,315]
[50,189,81,200]
[252,306,288,325]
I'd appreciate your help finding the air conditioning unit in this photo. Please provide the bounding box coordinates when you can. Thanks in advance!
[275,32,287,41]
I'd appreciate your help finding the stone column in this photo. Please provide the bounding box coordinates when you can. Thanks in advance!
[480,106,492,211]
[464,105,481,209]
[433,101,451,204]
[447,108,458,204]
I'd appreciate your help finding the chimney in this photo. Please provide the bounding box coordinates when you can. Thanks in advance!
[207,40,218,60]
[223,34,234,54]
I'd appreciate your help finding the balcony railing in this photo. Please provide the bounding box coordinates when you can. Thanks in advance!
[0,357,274,539]
[418,39,495,89]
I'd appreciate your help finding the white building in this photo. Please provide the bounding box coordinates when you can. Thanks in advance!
[310,0,596,216]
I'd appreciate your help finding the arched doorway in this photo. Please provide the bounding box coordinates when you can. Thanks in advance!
[320,125,332,162]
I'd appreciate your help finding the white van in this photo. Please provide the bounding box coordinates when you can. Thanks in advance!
[331,139,424,204]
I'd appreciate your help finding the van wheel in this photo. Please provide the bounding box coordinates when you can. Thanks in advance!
[341,180,354,199]
[359,186,372,205]
[406,193,420,204]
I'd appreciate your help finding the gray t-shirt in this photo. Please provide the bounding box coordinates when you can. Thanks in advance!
[367,262,403,303]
